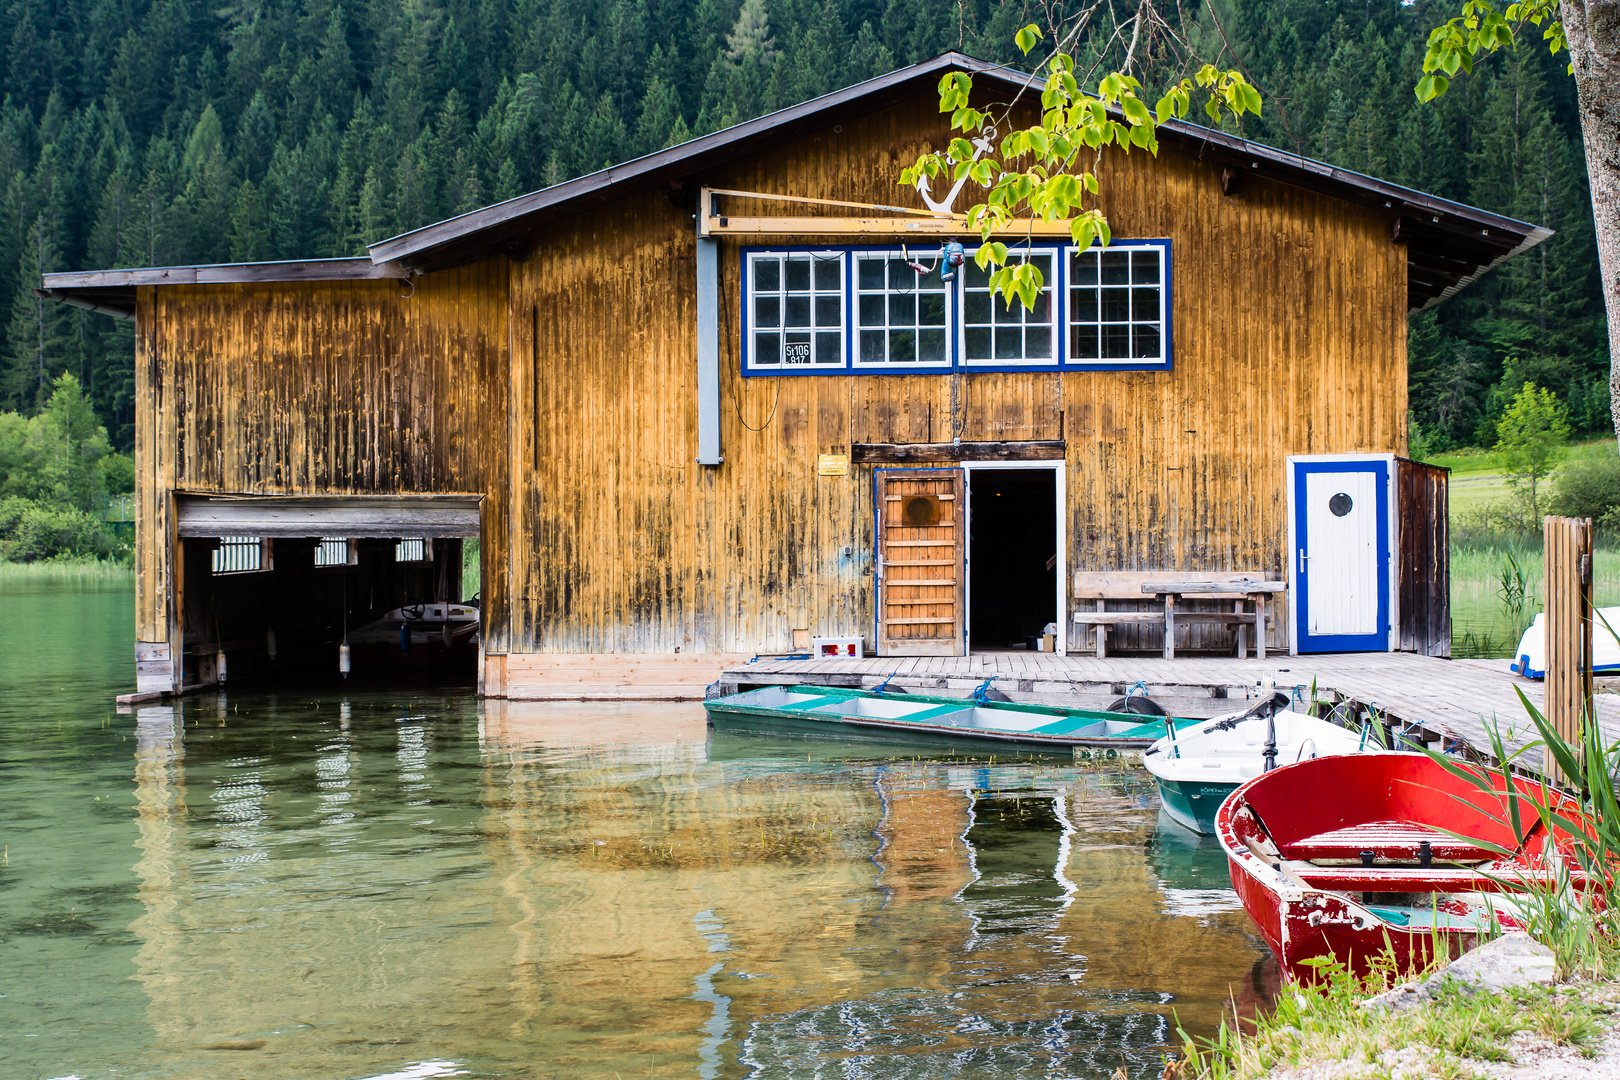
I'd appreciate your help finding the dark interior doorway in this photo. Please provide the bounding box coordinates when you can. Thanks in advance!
[968,468,1058,651]
[179,535,479,691]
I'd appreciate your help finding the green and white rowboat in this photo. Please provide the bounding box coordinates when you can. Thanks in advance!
[703,684,1200,754]
[1143,694,1372,834]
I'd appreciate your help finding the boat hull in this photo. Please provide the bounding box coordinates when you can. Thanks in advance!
[1216,753,1589,983]
[1153,777,1239,835]
[1223,850,1478,981]
[704,685,1196,754]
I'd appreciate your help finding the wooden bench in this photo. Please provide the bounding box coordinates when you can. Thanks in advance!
[1071,572,1287,660]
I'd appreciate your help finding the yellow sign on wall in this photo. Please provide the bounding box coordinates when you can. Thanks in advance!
[817,453,849,477]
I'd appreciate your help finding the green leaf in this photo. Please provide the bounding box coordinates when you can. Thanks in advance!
[1120,96,1152,126]
[1015,23,1042,55]
[1243,83,1263,115]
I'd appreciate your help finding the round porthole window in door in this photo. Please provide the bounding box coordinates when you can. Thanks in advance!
[903,495,942,526]
[1329,492,1354,517]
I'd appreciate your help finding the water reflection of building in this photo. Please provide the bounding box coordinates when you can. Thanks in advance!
[123,699,1266,1079]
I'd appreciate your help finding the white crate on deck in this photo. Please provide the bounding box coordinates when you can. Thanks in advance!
[812,635,863,658]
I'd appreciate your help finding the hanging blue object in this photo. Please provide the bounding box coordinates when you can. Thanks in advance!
[940,241,966,282]
[400,621,411,654]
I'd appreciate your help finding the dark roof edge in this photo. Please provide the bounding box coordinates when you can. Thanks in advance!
[43,258,405,290]
[1418,224,1555,312]
[367,52,1547,268]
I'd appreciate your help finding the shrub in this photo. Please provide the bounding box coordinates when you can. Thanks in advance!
[1549,445,1620,526]
[0,496,120,562]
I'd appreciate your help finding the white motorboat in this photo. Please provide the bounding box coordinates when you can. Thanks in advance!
[1510,606,1620,678]
[348,602,480,650]
[1142,692,1372,834]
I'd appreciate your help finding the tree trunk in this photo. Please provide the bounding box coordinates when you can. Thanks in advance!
[1563,0,1620,448]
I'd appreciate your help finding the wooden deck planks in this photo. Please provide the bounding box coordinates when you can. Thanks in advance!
[720,650,1620,762]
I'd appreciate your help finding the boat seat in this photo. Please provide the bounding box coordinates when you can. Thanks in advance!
[1281,821,1500,864]
[1286,861,1588,893]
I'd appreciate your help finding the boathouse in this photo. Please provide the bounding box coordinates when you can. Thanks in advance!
[42,53,1548,699]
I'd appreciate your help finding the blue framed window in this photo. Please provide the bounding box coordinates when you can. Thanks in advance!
[739,240,1171,375]
[853,250,951,369]
[1064,241,1171,370]
[744,250,845,371]
[962,247,1057,367]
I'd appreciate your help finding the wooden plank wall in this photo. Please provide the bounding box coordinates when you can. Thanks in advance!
[133,261,512,658]
[1397,458,1451,657]
[508,91,1406,656]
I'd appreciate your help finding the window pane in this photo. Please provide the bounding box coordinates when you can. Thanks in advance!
[785,332,812,364]
[966,327,991,359]
[919,329,946,362]
[813,258,840,290]
[1134,323,1161,359]
[755,333,781,365]
[786,258,810,292]
[1074,287,1098,323]
[814,331,841,362]
[1132,251,1160,284]
[994,327,1022,360]
[754,258,780,291]
[814,295,840,327]
[859,294,885,327]
[786,295,811,327]
[1132,287,1159,320]
[992,295,1020,324]
[964,290,991,324]
[1102,323,1131,358]
[1073,326,1099,359]
[965,261,990,289]
[858,258,884,290]
[889,329,916,363]
[1073,251,1098,285]
[887,258,913,289]
[755,296,780,329]
[1101,251,1129,285]
[888,293,915,325]
[860,329,886,363]
[1101,287,1129,322]
[918,292,946,326]
[1030,291,1050,323]
[1025,327,1052,359]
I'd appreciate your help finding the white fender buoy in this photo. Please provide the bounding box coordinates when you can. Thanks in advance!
[339,643,351,677]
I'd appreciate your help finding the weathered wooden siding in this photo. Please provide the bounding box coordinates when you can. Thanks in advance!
[508,92,1406,655]
[133,261,512,656]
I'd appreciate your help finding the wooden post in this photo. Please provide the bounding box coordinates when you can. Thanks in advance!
[1543,515,1594,785]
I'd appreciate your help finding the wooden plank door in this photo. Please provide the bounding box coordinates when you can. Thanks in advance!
[876,468,965,656]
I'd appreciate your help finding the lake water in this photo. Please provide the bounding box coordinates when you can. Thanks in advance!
[1,577,1273,1080]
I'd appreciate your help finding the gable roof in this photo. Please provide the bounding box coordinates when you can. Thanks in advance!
[45,52,1549,315]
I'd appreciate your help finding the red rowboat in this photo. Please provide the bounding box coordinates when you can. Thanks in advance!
[1217,752,1594,982]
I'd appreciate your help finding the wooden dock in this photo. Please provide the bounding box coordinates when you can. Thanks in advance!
[717,651,1620,764]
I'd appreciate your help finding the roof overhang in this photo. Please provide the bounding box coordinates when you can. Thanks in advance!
[40,258,406,319]
[43,52,1550,315]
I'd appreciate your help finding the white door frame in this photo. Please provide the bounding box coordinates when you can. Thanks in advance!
[962,460,1068,657]
[1285,453,1397,656]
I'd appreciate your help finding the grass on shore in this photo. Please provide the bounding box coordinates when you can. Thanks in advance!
[1175,967,1610,1080]
[0,557,132,579]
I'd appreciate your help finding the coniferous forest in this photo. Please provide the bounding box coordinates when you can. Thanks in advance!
[0,0,1605,456]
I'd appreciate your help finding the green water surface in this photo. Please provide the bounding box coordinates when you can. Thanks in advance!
[0,577,1270,1080]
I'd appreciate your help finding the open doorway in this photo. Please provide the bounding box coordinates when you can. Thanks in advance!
[170,495,482,692]
[966,465,1063,653]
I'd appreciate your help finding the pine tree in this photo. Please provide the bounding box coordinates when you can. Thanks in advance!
[4,212,75,410]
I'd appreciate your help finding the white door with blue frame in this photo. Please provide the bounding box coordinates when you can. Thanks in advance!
[1292,458,1391,653]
